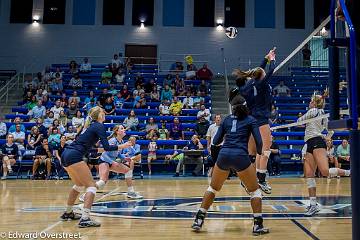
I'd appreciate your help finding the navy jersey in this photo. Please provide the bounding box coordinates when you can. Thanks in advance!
[213,115,262,155]
[186,141,201,150]
[66,122,118,156]
[1,143,18,157]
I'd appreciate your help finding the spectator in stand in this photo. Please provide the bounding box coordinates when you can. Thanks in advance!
[35,118,47,138]
[111,63,119,78]
[48,127,61,149]
[169,97,183,116]
[51,119,65,134]
[175,61,184,72]
[68,60,78,74]
[145,117,159,139]
[103,97,116,115]
[67,101,79,120]
[51,73,64,94]
[69,73,82,89]
[26,95,37,110]
[50,99,64,119]
[51,67,64,79]
[150,86,160,101]
[114,92,125,109]
[123,110,139,131]
[1,134,18,180]
[59,93,68,108]
[134,92,147,109]
[54,135,67,179]
[147,139,157,175]
[302,44,312,67]
[197,104,211,122]
[198,80,208,96]
[33,72,43,86]
[115,68,125,85]
[10,124,25,150]
[273,80,291,97]
[133,85,145,98]
[8,117,25,133]
[158,121,169,140]
[98,88,111,107]
[32,138,52,180]
[23,91,33,104]
[193,92,205,109]
[80,57,92,73]
[145,79,157,94]
[126,57,134,72]
[197,64,213,81]
[186,63,197,80]
[64,125,77,144]
[28,100,46,120]
[182,92,194,109]
[135,73,144,89]
[159,100,170,115]
[112,54,121,68]
[72,110,84,129]
[337,139,350,163]
[27,126,43,150]
[326,139,339,168]
[42,95,52,109]
[43,111,55,128]
[195,116,210,139]
[101,66,112,84]
[84,91,97,105]
[163,74,173,87]
[120,85,131,102]
[186,84,197,96]
[161,84,173,102]
[169,117,184,140]
[58,110,68,127]
[0,118,7,139]
[270,104,279,124]
[268,136,281,176]
[175,77,186,96]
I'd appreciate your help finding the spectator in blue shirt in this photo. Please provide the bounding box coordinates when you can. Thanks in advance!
[8,117,25,133]
[29,100,46,120]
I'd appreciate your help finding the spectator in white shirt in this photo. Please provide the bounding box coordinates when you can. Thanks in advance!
[10,124,25,150]
[112,54,121,68]
[68,91,81,107]
[197,104,211,122]
[72,110,85,129]
[28,100,46,120]
[68,73,82,89]
[159,100,170,115]
[50,100,64,119]
[273,81,291,97]
[51,67,64,79]
[182,92,194,109]
[64,125,77,145]
[80,57,92,73]
[206,114,222,176]
[0,119,7,139]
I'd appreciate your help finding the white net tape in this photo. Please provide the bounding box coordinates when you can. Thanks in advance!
[270,114,330,131]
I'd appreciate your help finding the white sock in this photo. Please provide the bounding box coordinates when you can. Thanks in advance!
[81,208,91,219]
[199,208,207,213]
[7,164,11,170]
[310,197,317,206]
[344,170,350,176]
[66,205,73,213]
[257,169,267,174]
[253,213,262,218]
[128,186,135,193]
[96,180,106,189]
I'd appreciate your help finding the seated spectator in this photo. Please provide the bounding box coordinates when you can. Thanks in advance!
[42,95,52,109]
[50,73,63,94]
[83,98,97,114]
[147,140,157,175]
[67,101,79,119]
[98,88,111,107]
[145,117,159,139]
[33,72,44,86]
[195,116,210,139]
[169,97,183,116]
[58,110,68,127]
[112,54,122,69]
[160,84,173,102]
[111,63,119,77]
[43,111,55,128]
[50,119,65,134]
[193,92,205,109]
[103,97,115,115]
[175,61,184,72]
[23,91,33,103]
[270,104,279,124]
[120,85,131,102]
[35,89,44,101]
[337,139,350,163]
[59,93,68,108]
[1,134,18,180]
[182,92,194,109]
[115,68,125,85]
[50,100,64,120]
[133,85,145,97]
[10,124,25,150]
[26,95,37,110]
[80,57,92,73]
[126,57,134,72]
[134,92,147,109]
[114,92,124,109]
[84,91,97,105]
[0,118,7,139]
[68,91,81,106]
[174,77,186,96]
[36,118,48,138]
[69,60,78,74]
[27,126,43,151]
[123,110,139,131]
[69,73,82,89]
[156,121,168,140]
[48,128,61,149]
[150,86,160,101]
[54,135,67,179]
[101,66,112,84]
[197,104,211,121]
[174,135,204,177]
[198,80,208,96]
[273,80,291,97]
[43,66,52,82]
[28,100,46,120]
[145,79,157,94]
[32,138,52,180]
[51,67,64,79]
[268,136,281,176]
[159,100,170,115]
[8,117,25,133]
[135,73,144,89]
[327,139,339,169]
[197,64,213,80]
[186,64,197,80]
[169,117,184,140]
[163,74,173,87]
[64,125,77,144]
[72,110,84,129]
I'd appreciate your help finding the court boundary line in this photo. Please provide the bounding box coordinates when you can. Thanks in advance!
[290,219,320,240]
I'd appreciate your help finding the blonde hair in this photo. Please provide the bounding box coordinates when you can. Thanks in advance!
[232,67,264,80]
[84,106,102,129]
[128,136,137,143]
[311,88,328,109]
[108,124,124,140]
[30,126,38,134]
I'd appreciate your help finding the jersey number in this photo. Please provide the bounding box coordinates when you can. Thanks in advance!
[231,120,237,132]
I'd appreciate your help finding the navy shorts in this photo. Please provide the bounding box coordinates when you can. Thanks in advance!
[61,148,84,167]
[306,136,326,154]
[216,148,251,172]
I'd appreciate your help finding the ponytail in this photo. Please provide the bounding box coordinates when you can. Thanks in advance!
[232,67,264,81]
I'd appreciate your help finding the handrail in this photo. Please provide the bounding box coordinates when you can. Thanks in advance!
[0,73,21,104]
[332,0,358,129]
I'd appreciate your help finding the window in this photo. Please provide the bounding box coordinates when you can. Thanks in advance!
[163,0,184,27]
[103,0,125,25]
[224,0,245,28]
[285,0,305,29]
[10,0,33,23]
[43,0,66,24]
[73,0,96,25]
[255,0,275,28]
[194,0,215,27]
[132,0,154,26]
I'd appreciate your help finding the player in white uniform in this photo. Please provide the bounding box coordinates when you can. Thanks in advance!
[298,93,350,216]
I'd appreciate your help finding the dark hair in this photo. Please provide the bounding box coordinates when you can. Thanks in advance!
[228,87,240,103]
[230,94,249,119]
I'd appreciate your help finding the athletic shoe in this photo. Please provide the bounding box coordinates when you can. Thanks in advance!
[79,193,86,202]
[173,173,180,177]
[1,176,6,180]
[304,204,321,216]
[191,210,206,232]
[78,218,101,228]
[252,217,269,236]
[127,192,143,199]
[240,181,250,195]
[60,211,81,221]
[8,168,13,174]
[258,182,272,194]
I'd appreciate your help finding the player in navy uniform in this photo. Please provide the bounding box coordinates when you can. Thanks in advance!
[192,95,269,236]
[230,48,276,194]
[60,106,131,228]
[1,134,18,180]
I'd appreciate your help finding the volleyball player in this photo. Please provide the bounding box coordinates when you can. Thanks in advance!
[231,48,276,194]
[60,106,131,228]
[299,93,350,216]
[192,94,269,236]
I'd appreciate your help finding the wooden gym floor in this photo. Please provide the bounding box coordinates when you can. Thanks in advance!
[0,177,351,239]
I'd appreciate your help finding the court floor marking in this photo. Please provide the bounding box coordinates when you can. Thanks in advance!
[290,219,320,240]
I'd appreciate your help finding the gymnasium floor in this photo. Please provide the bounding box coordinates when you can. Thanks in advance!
[0,177,351,240]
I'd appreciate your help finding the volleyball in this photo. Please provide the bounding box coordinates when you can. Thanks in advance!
[225,27,238,38]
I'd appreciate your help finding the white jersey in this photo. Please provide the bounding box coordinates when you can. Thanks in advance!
[206,123,221,146]
[148,142,157,152]
[297,108,327,142]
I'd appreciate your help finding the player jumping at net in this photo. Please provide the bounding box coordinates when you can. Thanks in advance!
[192,94,269,236]
[230,48,276,194]
[298,92,350,216]
[60,106,131,228]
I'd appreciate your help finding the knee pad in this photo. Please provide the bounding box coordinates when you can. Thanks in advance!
[329,168,338,178]
[307,178,316,189]
[96,180,106,190]
[86,186,97,195]
[250,189,262,199]
[206,186,218,195]
[72,185,84,193]
[125,170,133,179]
[263,150,271,158]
